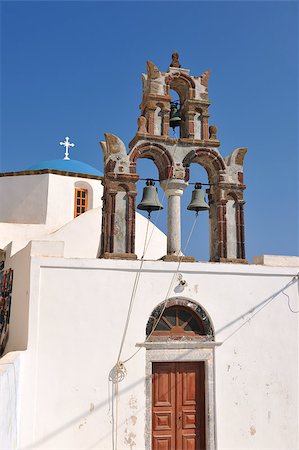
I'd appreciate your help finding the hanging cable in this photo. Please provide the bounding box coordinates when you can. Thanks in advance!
[117,142,180,363]
[111,217,150,450]
[123,212,199,363]
[116,217,150,363]
[145,213,199,343]
[283,273,299,313]
[110,142,194,448]
[222,274,299,344]
[143,142,179,255]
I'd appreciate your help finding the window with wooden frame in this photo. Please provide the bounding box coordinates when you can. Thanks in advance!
[148,305,211,340]
[74,188,88,217]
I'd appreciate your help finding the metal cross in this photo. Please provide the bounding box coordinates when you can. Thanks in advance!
[60,136,75,160]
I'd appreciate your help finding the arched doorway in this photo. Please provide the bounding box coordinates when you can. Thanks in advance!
[142,298,218,450]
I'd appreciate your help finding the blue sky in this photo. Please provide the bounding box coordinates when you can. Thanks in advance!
[1,1,298,261]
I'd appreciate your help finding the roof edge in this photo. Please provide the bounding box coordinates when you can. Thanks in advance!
[0,168,103,181]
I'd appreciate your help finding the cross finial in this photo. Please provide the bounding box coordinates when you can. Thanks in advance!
[59,136,75,160]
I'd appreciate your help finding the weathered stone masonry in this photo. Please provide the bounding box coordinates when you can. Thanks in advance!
[100,55,247,263]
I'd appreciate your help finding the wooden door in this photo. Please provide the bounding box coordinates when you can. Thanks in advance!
[152,362,206,450]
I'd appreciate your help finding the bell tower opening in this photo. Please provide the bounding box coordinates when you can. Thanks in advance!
[169,90,182,138]
[182,164,210,261]
[136,158,165,222]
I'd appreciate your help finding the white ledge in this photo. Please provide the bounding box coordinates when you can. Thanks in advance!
[136,341,222,349]
[252,255,299,267]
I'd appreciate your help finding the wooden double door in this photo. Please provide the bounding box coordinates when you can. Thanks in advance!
[152,362,206,450]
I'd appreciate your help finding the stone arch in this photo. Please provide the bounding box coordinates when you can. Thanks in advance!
[183,148,226,183]
[146,297,214,339]
[224,190,243,202]
[118,182,131,192]
[129,143,174,180]
[165,73,196,103]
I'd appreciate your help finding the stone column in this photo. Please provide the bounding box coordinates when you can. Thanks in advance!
[147,108,156,135]
[161,180,195,262]
[236,200,246,260]
[201,111,210,140]
[186,111,195,138]
[208,189,227,262]
[162,109,170,136]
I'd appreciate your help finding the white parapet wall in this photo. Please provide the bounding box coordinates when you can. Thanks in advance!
[5,243,298,450]
[253,255,299,267]
[0,351,21,450]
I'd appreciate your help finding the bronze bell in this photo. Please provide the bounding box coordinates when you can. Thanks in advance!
[187,183,209,213]
[137,180,163,216]
[169,102,182,130]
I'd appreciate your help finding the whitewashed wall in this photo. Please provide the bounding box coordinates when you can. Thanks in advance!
[45,208,167,259]
[46,174,102,228]
[0,173,102,228]
[0,175,49,224]
[10,245,298,450]
[0,351,21,450]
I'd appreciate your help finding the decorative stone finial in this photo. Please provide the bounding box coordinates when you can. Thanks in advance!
[103,133,128,159]
[209,125,218,140]
[146,61,160,79]
[59,136,75,160]
[170,50,181,68]
[201,69,211,87]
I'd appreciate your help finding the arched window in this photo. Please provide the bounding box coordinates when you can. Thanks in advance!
[146,299,214,340]
[74,181,93,218]
[74,188,88,217]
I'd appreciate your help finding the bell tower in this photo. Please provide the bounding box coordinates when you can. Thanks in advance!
[100,53,247,263]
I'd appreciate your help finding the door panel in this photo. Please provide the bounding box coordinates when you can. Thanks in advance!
[182,435,196,450]
[152,362,206,450]
[155,437,172,450]
[152,363,176,450]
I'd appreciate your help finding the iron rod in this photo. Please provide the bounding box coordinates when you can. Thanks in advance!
[139,178,214,186]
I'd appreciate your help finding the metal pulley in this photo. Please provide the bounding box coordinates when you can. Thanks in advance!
[169,102,182,130]
[137,179,163,217]
[187,183,209,213]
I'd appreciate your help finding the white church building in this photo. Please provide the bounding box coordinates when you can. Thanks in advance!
[0,55,298,450]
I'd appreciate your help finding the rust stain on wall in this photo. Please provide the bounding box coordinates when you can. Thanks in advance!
[250,425,256,436]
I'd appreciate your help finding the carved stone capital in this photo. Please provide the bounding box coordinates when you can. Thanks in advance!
[160,179,188,197]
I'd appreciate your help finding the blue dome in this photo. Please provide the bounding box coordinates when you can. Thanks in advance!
[27,159,102,176]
